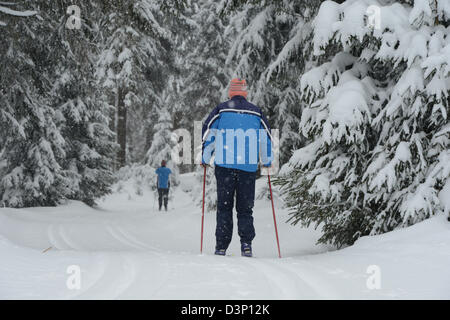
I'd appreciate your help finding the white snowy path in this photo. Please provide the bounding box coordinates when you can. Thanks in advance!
[0,173,449,299]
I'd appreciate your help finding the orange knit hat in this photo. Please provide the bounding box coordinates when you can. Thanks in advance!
[228,78,248,99]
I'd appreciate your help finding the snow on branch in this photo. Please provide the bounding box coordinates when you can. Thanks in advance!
[266,20,307,82]
[0,5,36,17]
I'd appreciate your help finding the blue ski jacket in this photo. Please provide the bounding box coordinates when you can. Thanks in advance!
[202,95,273,172]
[156,166,172,189]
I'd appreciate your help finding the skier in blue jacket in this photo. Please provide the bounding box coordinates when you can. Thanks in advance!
[201,78,273,257]
[156,160,172,211]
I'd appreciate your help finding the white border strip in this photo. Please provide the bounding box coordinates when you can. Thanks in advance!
[202,114,220,142]
[219,108,261,117]
[260,119,273,141]
[202,108,272,142]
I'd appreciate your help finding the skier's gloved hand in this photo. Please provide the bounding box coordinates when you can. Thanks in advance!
[200,162,211,169]
[262,161,272,168]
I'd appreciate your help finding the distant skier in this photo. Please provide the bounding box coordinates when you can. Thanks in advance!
[201,78,272,257]
[155,160,172,211]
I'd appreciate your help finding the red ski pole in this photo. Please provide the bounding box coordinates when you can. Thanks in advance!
[200,165,207,254]
[268,173,281,258]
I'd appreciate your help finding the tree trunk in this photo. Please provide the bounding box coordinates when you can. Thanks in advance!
[117,86,127,168]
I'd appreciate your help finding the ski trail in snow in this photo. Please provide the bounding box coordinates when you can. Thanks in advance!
[106,225,146,251]
[47,224,65,250]
[57,224,86,251]
[68,223,172,299]
[124,255,172,299]
[115,226,163,252]
[0,174,349,299]
[239,257,333,299]
[266,259,340,299]
[71,254,137,299]
[1,172,449,299]
[240,258,305,299]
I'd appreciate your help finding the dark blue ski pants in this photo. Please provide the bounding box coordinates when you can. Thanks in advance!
[214,165,256,250]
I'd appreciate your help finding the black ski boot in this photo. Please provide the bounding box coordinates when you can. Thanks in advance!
[214,248,226,256]
[241,243,252,257]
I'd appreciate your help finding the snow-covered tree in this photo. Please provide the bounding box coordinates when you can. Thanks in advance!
[96,0,174,168]
[363,0,450,232]
[0,3,67,207]
[181,0,229,124]
[0,2,36,26]
[146,90,180,186]
[146,94,174,167]
[45,1,117,206]
[0,1,118,207]
[277,0,449,247]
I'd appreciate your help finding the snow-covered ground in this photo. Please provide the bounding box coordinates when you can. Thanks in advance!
[0,173,449,299]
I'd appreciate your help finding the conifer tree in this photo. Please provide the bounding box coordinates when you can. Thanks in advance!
[277,0,449,247]
[96,0,174,168]
[0,2,66,207]
[146,90,180,186]
[46,1,117,205]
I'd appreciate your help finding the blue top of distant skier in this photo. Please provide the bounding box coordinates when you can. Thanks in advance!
[156,160,172,189]
[202,78,273,172]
